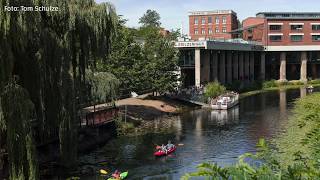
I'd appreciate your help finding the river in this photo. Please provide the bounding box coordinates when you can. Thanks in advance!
[77,87,317,180]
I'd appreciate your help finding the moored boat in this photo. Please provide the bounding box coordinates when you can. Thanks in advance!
[210,92,239,110]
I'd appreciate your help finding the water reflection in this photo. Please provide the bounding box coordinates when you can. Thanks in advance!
[76,87,319,180]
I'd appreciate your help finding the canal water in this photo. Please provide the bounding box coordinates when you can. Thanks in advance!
[78,87,317,180]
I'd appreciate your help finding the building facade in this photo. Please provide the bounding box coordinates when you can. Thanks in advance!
[189,10,239,40]
[241,12,320,81]
[178,11,320,88]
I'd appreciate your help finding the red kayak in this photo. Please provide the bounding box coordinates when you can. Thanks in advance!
[154,146,177,157]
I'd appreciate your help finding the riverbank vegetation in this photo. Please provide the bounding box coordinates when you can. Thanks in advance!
[183,93,320,179]
[238,79,320,99]
[204,82,226,99]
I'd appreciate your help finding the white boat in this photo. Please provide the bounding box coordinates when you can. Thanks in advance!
[306,85,314,92]
[210,92,239,110]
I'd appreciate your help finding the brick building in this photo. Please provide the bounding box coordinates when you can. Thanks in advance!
[189,10,239,40]
[240,12,320,81]
[178,11,320,88]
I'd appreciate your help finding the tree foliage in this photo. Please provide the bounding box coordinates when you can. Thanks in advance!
[1,79,38,180]
[204,82,226,98]
[86,70,120,104]
[0,0,118,177]
[184,93,320,180]
[139,9,161,27]
[99,12,180,96]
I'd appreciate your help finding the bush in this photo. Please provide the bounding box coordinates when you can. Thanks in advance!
[288,80,304,86]
[262,79,277,89]
[309,79,320,85]
[204,82,226,98]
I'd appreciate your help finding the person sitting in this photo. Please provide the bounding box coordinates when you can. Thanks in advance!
[166,140,175,150]
[161,144,168,154]
[112,170,121,179]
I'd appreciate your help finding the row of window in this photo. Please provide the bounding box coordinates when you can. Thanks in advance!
[194,27,227,35]
[269,35,320,42]
[194,16,227,25]
[269,24,320,31]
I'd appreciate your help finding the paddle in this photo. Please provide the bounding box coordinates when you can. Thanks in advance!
[100,169,108,175]
[177,143,184,146]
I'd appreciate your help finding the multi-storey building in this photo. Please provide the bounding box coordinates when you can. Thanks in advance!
[177,11,320,88]
[241,12,320,81]
[189,10,239,40]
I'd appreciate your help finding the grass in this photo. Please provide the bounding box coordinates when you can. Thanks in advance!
[240,80,320,99]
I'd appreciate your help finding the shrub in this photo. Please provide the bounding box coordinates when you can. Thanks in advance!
[288,80,304,86]
[204,82,226,98]
[309,79,320,85]
[262,79,277,89]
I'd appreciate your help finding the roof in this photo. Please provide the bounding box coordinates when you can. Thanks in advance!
[256,12,320,19]
[189,10,237,16]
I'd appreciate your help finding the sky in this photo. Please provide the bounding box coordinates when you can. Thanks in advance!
[96,0,320,34]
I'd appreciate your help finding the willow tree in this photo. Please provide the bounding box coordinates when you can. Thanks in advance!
[0,0,118,176]
[1,80,38,180]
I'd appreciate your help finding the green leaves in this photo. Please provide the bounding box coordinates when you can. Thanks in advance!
[185,93,320,180]
[139,9,161,27]
[204,82,226,99]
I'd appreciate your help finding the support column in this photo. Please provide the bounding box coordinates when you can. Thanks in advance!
[219,51,226,84]
[239,52,244,80]
[201,51,210,84]
[227,51,233,84]
[195,48,201,87]
[300,51,307,83]
[312,64,317,79]
[260,52,266,81]
[244,52,250,81]
[250,52,255,81]
[233,52,239,81]
[279,52,287,82]
[212,51,218,82]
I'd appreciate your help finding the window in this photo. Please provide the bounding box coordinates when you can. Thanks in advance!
[194,18,198,25]
[215,27,219,33]
[208,28,213,34]
[201,17,206,24]
[215,17,219,24]
[194,29,198,34]
[269,25,282,31]
[312,35,320,41]
[201,28,205,34]
[291,35,303,42]
[312,25,320,31]
[208,17,212,24]
[222,16,227,24]
[269,35,282,41]
[222,27,227,33]
[291,25,303,31]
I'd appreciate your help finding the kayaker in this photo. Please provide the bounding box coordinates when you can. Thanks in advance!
[166,140,175,150]
[112,170,121,179]
[161,144,167,154]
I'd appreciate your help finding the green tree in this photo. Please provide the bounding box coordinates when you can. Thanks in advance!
[142,27,180,95]
[139,9,161,27]
[1,79,39,180]
[0,0,118,177]
[97,16,149,95]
